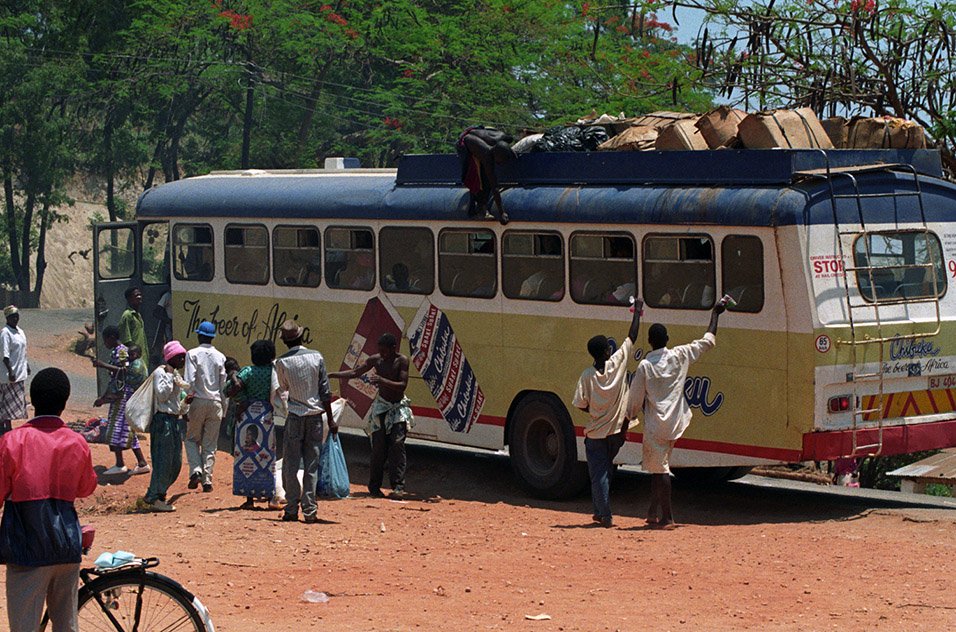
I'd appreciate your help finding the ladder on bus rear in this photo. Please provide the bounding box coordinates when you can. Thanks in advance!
[798,153,943,457]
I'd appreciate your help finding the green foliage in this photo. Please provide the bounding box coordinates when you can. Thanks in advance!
[858,450,938,491]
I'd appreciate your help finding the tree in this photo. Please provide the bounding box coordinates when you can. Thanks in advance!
[0,5,75,304]
[666,0,956,169]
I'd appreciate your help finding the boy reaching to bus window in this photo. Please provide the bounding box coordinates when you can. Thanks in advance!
[627,296,730,530]
[572,298,642,528]
[329,333,413,499]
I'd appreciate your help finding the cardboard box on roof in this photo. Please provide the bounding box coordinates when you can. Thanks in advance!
[695,106,747,148]
[597,125,658,151]
[609,111,696,135]
[655,118,708,150]
[821,117,848,149]
[738,107,834,149]
[847,116,927,149]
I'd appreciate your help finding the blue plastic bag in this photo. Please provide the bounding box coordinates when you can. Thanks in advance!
[317,434,350,499]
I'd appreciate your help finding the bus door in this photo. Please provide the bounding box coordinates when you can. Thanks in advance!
[93,221,170,392]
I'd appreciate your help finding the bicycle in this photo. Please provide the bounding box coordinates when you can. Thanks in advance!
[40,531,215,632]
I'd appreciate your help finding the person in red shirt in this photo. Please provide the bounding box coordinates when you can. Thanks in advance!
[0,368,97,631]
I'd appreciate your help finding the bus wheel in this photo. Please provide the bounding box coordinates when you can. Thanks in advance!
[723,466,753,481]
[509,393,587,499]
[672,466,732,485]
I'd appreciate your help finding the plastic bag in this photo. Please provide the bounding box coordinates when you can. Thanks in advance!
[582,126,610,151]
[125,370,157,434]
[316,434,350,499]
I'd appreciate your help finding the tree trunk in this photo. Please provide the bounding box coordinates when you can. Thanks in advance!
[32,202,49,306]
[3,173,22,288]
[291,58,334,167]
[241,61,255,170]
[17,193,33,293]
[104,112,117,222]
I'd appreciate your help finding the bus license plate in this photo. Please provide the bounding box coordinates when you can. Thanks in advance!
[928,375,956,390]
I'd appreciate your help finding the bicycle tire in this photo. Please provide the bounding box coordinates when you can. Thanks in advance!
[72,570,211,632]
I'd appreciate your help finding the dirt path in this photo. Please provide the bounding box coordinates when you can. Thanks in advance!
[3,315,956,631]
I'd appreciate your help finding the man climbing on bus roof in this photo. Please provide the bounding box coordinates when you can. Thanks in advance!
[627,295,731,530]
[572,298,642,528]
[330,332,413,499]
[456,126,517,225]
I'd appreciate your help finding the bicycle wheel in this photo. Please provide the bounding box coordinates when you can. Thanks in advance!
[75,571,211,632]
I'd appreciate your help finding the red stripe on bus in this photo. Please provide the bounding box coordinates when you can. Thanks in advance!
[802,418,956,461]
[882,392,895,419]
[926,390,940,414]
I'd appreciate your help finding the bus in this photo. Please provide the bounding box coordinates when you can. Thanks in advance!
[92,148,956,498]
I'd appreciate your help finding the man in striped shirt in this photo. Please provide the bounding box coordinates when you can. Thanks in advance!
[273,320,337,523]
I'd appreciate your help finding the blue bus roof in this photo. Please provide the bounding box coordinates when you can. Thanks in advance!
[136,150,955,227]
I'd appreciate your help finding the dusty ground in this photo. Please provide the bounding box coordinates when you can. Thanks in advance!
[3,317,956,631]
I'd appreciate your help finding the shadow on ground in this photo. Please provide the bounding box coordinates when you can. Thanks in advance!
[332,433,946,527]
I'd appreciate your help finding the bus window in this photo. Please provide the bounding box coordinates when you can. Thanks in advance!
[721,235,764,312]
[325,227,375,290]
[142,223,169,285]
[854,231,946,302]
[380,227,434,294]
[643,235,715,309]
[172,224,214,282]
[96,227,135,280]
[274,226,321,287]
[225,224,269,285]
[502,231,564,301]
[439,230,496,298]
[569,232,635,306]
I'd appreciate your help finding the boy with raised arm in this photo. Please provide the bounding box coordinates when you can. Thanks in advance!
[330,333,413,499]
[573,299,642,528]
[627,297,730,530]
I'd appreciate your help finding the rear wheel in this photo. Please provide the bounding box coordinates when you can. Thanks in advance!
[509,393,588,499]
[74,571,210,631]
[723,466,753,481]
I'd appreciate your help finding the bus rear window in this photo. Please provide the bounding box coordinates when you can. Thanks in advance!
[380,227,434,294]
[225,224,269,285]
[854,231,946,302]
[643,235,715,309]
[439,230,496,298]
[569,233,635,306]
[325,227,374,290]
[173,224,213,282]
[502,232,564,301]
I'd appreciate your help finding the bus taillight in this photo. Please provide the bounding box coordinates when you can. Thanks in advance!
[827,396,851,413]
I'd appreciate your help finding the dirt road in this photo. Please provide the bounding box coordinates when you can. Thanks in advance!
[3,313,956,631]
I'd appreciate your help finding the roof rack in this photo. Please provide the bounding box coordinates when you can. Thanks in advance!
[396,149,942,187]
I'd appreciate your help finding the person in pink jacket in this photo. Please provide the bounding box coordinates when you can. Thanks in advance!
[0,368,97,631]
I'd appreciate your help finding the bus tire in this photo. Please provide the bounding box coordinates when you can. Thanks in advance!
[672,466,732,485]
[723,466,753,481]
[509,393,587,500]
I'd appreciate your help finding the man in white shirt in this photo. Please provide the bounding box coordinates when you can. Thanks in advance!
[0,306,29,436]
[183,321,227,493]
[273,320,337,523]
[573,299,642,528]
[627,297,729,530]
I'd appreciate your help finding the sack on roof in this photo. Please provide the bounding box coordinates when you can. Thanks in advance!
[597,125,658,151]
[821,117,848,149]
[738,108,834,149]
[655,118,708,150]
[695,106,747,149]
[512,133,543,153]
[847,116,927,149]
